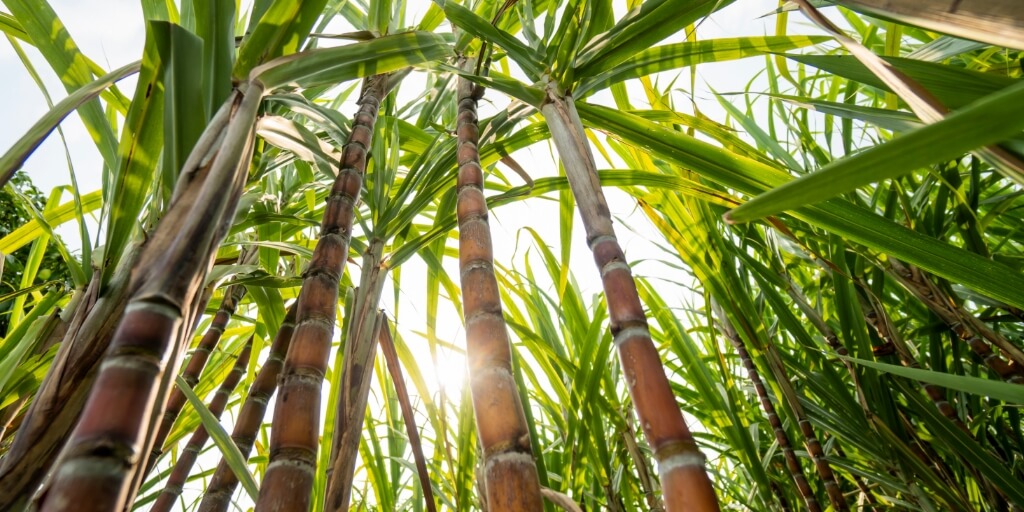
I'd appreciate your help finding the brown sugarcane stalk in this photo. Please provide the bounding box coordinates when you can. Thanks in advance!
[143,283,248,477]
[453,74,543,511]
[34,84,260,512]
[256,74,388,512]
[887,260,1024,383]
[711,302,821,512]
[377,313,438,512]
[150,336,254,512]
[541,86,718,511]
[198,303,297,512]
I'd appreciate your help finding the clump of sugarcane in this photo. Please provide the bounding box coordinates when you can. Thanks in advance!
[256,74,388,512]
[35,83,263,512]
[711,301,820,512]
[198,303,297,512]
[541,83,719,510]
[887,260,1024,383]
[144,280,249,477]
[150,336,254,512]
[454,68,543,510]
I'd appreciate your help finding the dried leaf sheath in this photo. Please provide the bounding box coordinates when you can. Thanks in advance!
[36,84,262,512]
[256,75,388,512]
[198,304,297,512]
[456,75,543,511]
[150,336,254,512]
[541,90,720,512]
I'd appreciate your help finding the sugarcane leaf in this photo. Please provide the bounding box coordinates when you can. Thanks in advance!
[99,21,170,287]
[174,375,259,500]
[0,61,140,189]
[845,357,1024,405]
[156,21,206,205]
[194,0,236,115]
[579,35,829,95]
[786,54,1016,109]
[576,102,1024,310]
[251,31,453,90]
[727,79,1024,223]
[0,190,103,255]
[233,0,330,80]
[443,1,544,80]
[2,0,119,169]
[573,0,735,80]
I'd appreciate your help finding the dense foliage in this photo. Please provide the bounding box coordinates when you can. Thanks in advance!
[0,0,1022,510]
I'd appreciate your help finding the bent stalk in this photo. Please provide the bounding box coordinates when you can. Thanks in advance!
[541,88,719,511]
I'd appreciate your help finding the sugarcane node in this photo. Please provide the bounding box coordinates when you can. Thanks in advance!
[589,235,624,261]
[457,107,478,126]
[329,167,363,197]
[459,225,494,263]
[457,142,479,166]
[457,162,485,189]
[457,121,479,143]
[348,124,374,148]
[602,272,646,325]
[456,186,487,218]
[460,270,502,315]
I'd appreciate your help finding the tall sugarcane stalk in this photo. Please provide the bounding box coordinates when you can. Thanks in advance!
[256,75,388,512]
[34,83,260,511]
[541,87,719,511]
[150,336,253,512]
[143,282,248,477]
[711,302,820,512]
[452,75,543,511]
[198,303,297,512]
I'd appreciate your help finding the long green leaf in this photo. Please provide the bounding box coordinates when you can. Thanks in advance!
[727,79,1024,222]
[175,375,259,500]
[577,102,1024,310]
[0,61,140,189]
[251,31,452,90]
[845,357,1024,405]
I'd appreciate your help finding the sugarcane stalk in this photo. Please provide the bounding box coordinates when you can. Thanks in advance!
[198,303,297,512]
[541,85,718,511]
[143,283,248,477]
[711,302,821,512]
[35,83,261,512]
[451,74,543,511]
[150,336,253,512]
[323,238,389,511]
[256,74,388,512]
